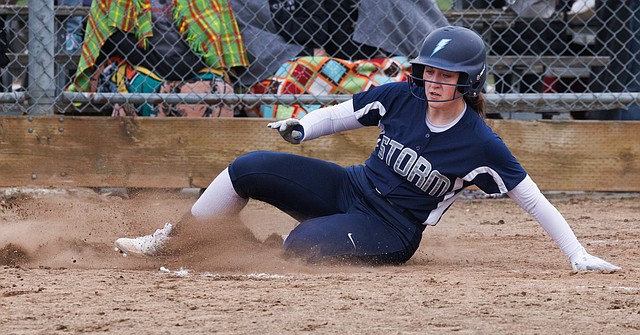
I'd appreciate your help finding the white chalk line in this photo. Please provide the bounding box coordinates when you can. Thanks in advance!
[159,266,289,279]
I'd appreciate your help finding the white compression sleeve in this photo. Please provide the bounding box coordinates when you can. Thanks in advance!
[191,167,248,219]
[299,100,363,141]
[507,175,584,260]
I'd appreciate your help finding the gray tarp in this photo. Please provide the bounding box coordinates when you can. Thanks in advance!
[353,0,449,58]
[231,0,449,87]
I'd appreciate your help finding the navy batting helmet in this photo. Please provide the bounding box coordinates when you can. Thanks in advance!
[409,26,487,98]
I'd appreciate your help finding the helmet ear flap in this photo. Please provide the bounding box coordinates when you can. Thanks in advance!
[411,64,425,87]
[455,73,483,97]
[456,73,469,94]
[469,81,482,97]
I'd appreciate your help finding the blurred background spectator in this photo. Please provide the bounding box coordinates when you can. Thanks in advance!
[61,0,92,54]
[0,0,636,119]
[66,0,249,116]
[230,0,448,88]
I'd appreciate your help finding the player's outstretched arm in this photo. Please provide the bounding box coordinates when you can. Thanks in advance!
[267,100,362,144]
[507,176,621,271]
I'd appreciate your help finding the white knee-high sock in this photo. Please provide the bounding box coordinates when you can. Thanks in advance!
[190,167,248,220]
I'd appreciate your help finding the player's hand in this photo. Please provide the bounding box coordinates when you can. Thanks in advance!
[267,118,304,144]
[570,247,621,271]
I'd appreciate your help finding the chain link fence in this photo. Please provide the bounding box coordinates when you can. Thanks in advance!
[0,0,638,118]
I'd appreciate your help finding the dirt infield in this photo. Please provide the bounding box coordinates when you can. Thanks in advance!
[1,188,639,334]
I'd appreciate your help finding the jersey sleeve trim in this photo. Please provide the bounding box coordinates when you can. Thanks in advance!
[424,177,466,225]
[462,166,509,193]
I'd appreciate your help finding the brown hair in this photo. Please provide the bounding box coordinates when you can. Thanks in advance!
[465,93,487,119]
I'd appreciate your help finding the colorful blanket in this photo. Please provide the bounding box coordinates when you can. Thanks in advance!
[69,0,248,93]
[247,56,411,119]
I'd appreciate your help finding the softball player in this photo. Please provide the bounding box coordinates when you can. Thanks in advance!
[115,26,620,271]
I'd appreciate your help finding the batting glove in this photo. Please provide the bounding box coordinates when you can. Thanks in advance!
[570,247,621,271]
[267,118,304,144]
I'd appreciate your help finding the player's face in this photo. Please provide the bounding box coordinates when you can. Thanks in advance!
[422,66,462,106]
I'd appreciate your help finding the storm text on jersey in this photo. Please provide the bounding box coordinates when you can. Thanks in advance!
[377,135,450,197]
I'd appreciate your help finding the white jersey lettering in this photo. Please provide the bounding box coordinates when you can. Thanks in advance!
[378,135,450,197]
[394,148,418,176]
[407,156,432,190]
[424,170,450,196]
[377,136,389,160]
[386,138,403,166]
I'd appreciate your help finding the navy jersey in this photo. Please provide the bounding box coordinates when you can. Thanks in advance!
[352,82,527,225]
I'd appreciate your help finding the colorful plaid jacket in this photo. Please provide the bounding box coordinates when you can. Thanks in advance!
[69,0,248,92]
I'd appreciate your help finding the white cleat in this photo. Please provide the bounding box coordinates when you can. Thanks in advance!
[114,223,173,257]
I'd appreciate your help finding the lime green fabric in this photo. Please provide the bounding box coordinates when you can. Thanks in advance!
[69,0,248,93]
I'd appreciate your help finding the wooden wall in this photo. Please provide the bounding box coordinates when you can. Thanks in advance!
[1,116,638,191]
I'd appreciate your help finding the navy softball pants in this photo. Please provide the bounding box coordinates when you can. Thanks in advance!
[227,151,425,265]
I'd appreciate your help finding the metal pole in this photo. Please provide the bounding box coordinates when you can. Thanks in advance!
[59,92,640,113]
[27,0,56,115]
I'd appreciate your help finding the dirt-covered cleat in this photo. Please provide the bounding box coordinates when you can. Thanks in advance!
[114,223,173,257]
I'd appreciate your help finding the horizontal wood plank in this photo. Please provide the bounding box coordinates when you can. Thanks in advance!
[1,116,638,191]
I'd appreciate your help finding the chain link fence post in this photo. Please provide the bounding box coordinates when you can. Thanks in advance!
[27,0,56,115]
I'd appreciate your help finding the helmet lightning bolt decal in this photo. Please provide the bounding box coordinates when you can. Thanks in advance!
[431,39,451,56]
